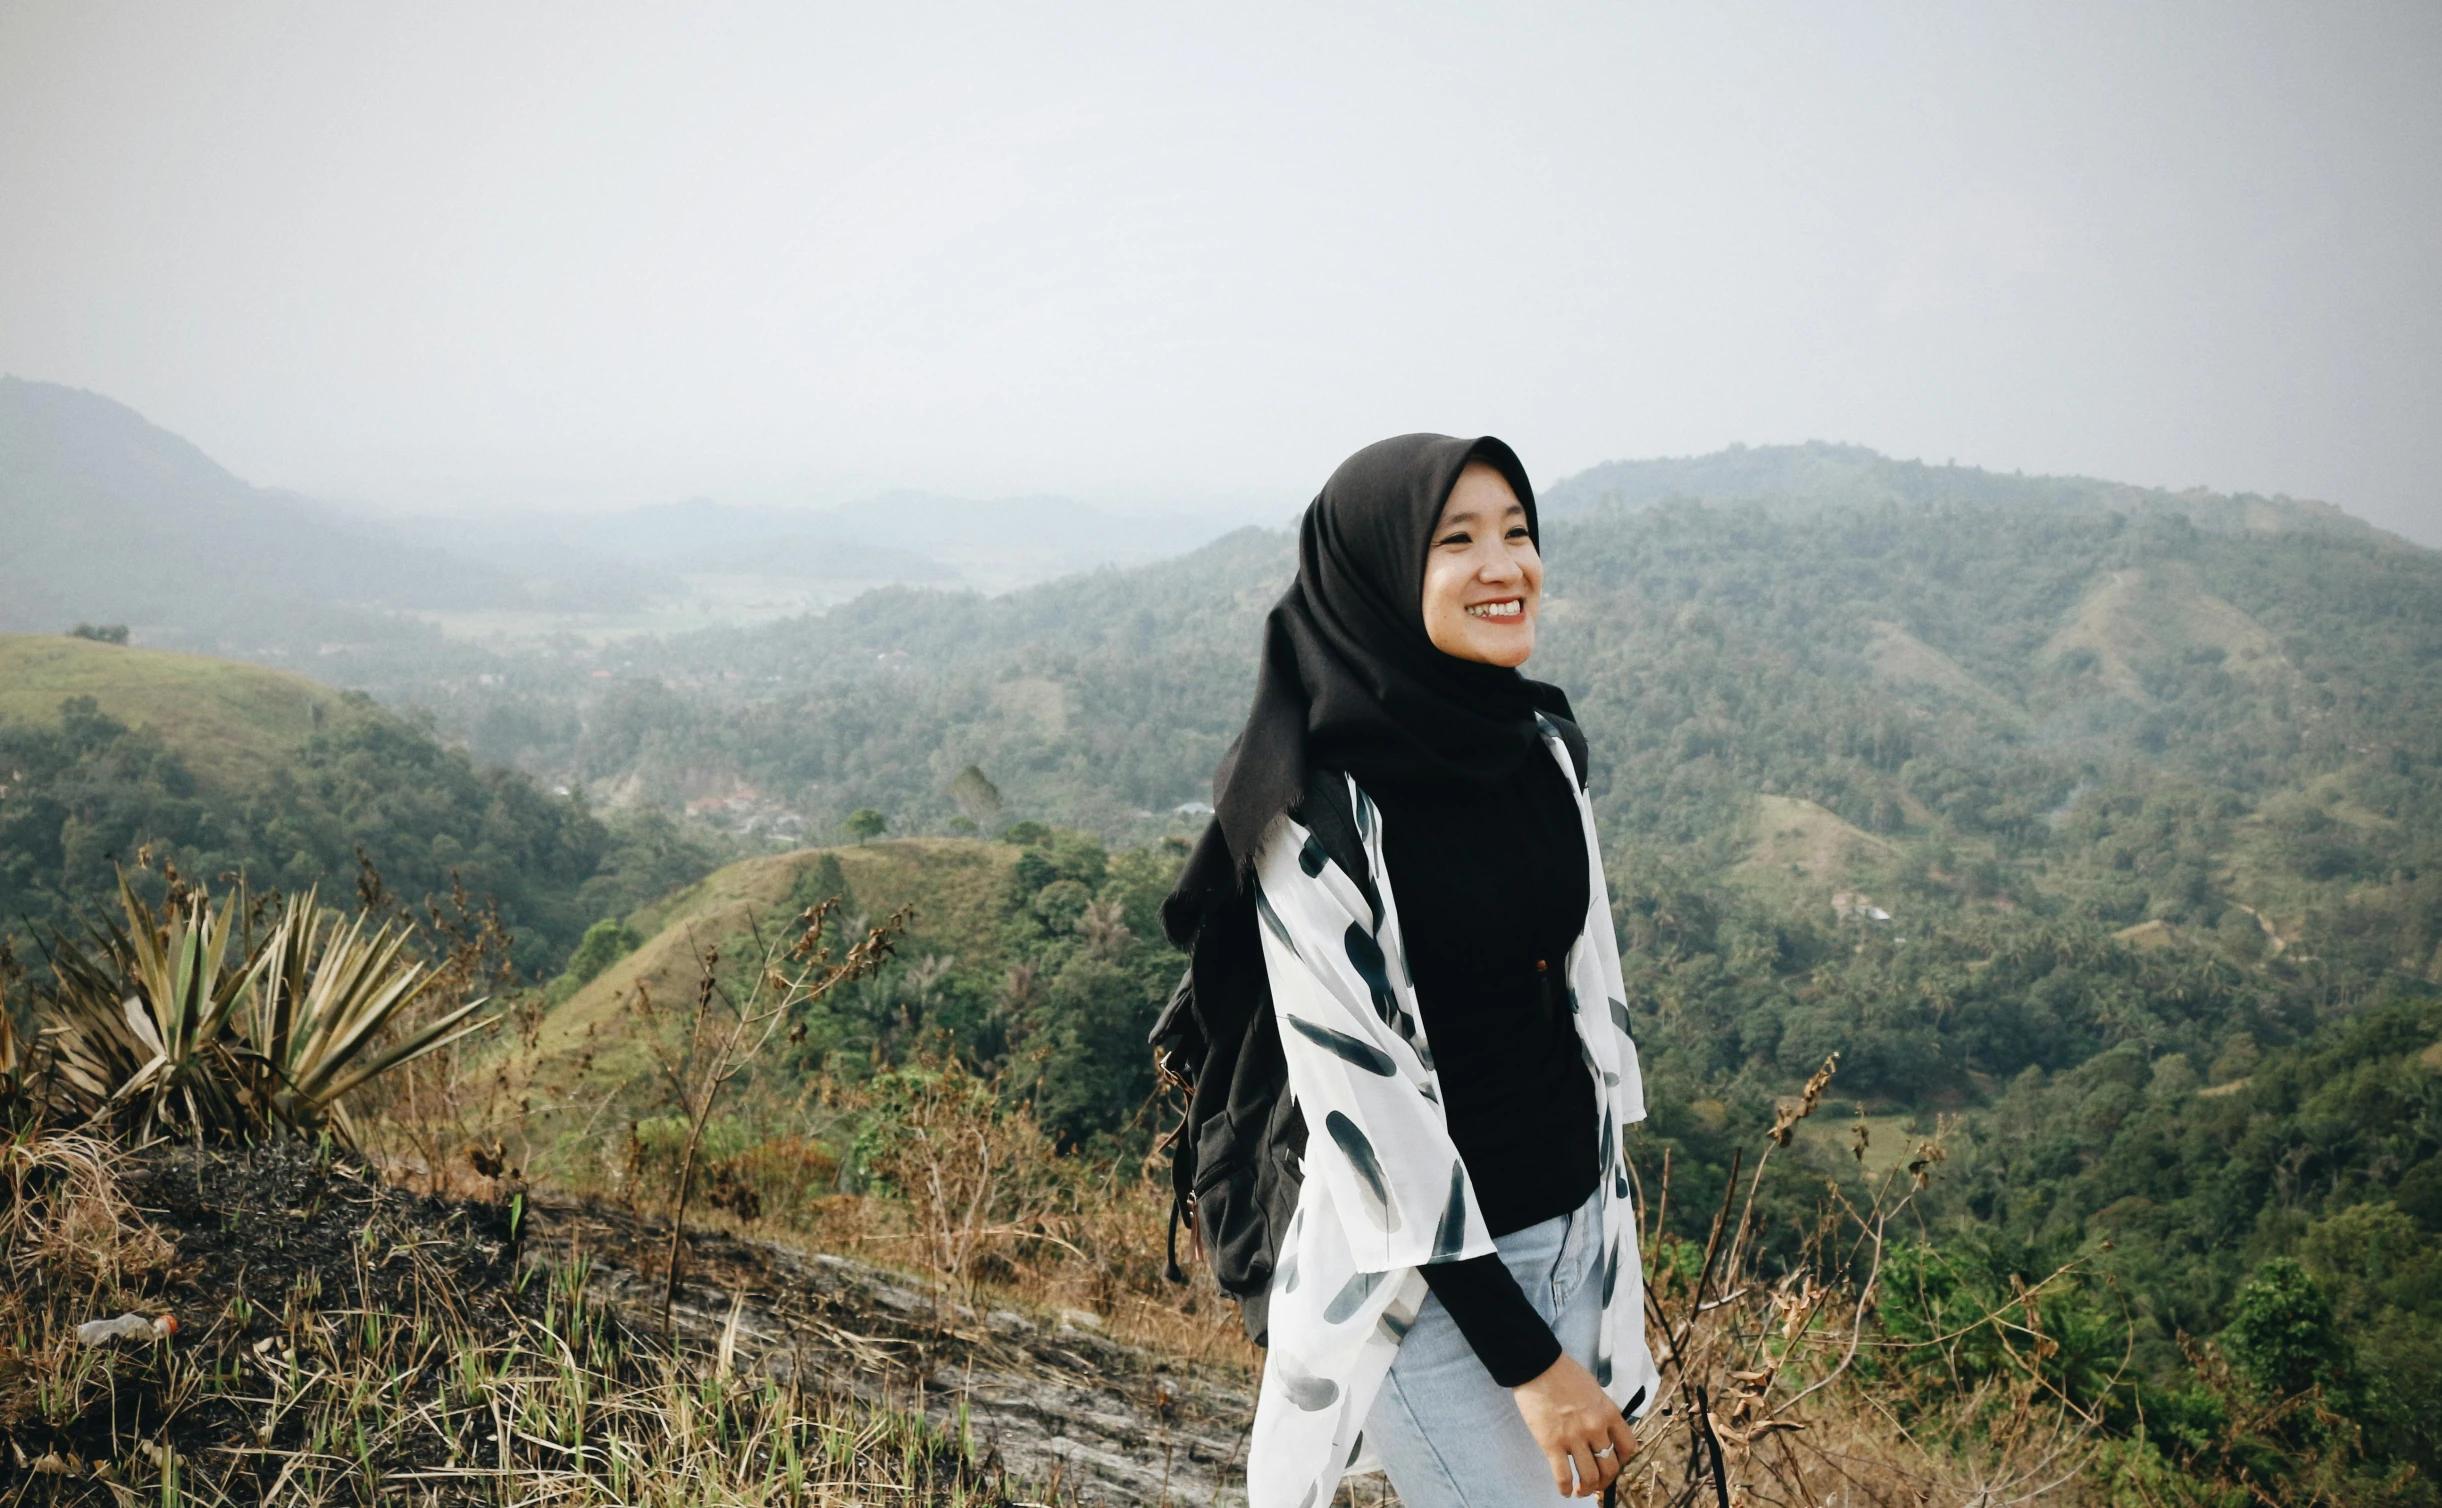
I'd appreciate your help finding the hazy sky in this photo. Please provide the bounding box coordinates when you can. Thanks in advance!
[3,3,2437,540]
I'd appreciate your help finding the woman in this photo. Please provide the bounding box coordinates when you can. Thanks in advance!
[1166,434,1658,1507]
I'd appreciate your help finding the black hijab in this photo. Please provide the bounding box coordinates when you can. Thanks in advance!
[1163,433,1576,946]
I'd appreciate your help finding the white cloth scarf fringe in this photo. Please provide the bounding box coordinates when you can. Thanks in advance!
[1243,723,1661,1508]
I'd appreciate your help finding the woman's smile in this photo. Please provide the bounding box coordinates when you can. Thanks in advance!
[1466,597,1525,619]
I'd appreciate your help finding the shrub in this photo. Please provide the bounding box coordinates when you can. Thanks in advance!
[35,874,491,1143]
[2223,1259,2342,1398]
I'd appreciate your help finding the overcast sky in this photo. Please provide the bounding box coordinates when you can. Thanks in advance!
[2,3,2437,540]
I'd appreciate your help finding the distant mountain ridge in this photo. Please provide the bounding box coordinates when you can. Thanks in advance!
[0,376,1254,647]
[7,375,2407,662]
[381,489,1247,597]
[1542,439,2390,544]
[0,377,539,632]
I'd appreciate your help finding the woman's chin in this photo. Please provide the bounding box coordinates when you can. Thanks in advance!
[1451,628,1536,667]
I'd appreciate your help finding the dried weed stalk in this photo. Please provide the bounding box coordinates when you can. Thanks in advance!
[645,898,909,1337]
[1614,1053,2115,1508]
[830,1052,1075,1309]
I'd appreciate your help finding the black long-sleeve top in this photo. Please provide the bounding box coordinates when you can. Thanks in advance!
[1371,749,1599,1387]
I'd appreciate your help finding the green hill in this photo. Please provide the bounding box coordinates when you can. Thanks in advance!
[0,633,720,978]
[506,827,1185,1193]
[0,634,360,790]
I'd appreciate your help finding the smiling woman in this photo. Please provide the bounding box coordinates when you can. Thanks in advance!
[1421,460,1545,667]
[1164,435,1656,1508]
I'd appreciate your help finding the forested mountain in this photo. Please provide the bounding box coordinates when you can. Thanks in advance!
[426,456,2442,1007]
[0,378,542,633]
[9,398,2440,1497]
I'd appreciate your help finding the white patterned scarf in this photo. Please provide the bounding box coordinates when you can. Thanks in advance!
[1242,722,1659,1508]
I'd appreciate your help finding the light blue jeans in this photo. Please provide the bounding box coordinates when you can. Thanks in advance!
[1363,1189,1608,1507]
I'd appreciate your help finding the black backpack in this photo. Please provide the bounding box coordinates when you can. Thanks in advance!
[1149,769,1377,1345]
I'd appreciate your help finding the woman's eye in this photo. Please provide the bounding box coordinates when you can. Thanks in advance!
[1437,532,1472,547]
[1506,527,1532,541]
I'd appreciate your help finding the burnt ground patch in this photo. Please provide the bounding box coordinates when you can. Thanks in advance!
[0,1141,1253,1505]
[2,1139,548,1502]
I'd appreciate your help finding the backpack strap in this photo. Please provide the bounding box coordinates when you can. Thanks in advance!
[1538,711,1592,789]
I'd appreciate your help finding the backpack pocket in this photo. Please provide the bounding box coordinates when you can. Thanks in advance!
[1190,1112,1274,1298]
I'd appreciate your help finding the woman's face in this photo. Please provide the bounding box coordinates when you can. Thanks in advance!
[1420,460,1542,667]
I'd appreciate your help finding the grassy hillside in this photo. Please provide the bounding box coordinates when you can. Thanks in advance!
[493,822,1187,1207]
[522,838,1022,1117]
[0,633,723,977]
[0,634,358,789]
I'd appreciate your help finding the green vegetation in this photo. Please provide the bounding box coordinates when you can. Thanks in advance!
[13,433,2442,1499]
[437,458,2436,1502]
[517,826,1184,1179]
[0,635,724,979]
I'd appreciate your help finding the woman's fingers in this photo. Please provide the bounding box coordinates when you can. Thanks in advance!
[1512,1357,1639,1496]
[1583,1428,1626,1493]
[1543,1440,1576,1497]
[1565,1436,1604,1497]
[1543,1419,1635,1496]
[1605,1413,1640,1469]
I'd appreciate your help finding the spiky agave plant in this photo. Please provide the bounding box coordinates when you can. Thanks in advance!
[40,875,492,1143]
[0,993,44,1130]
[238,887,492,1142]
[44,874,255,1138]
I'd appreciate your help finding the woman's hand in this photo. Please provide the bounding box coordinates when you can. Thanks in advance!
[1511,1354,1638,1497]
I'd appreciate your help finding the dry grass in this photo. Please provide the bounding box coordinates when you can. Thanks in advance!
[0,1130,1063,1506]
[0,1128,172,1300]
[813,1055,1254,1369]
